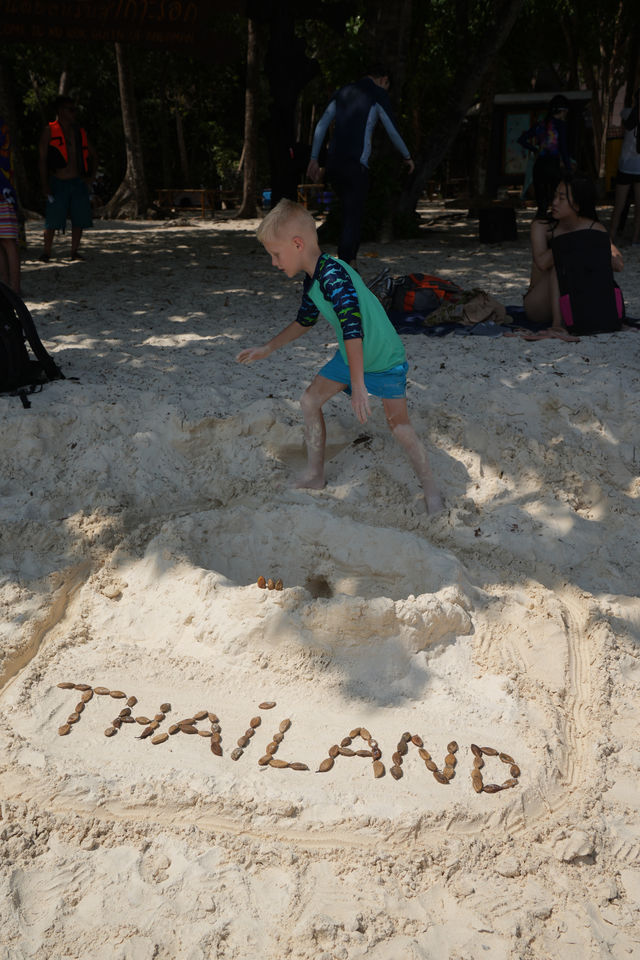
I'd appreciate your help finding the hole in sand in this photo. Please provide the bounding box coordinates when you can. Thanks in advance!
[305,574,334,599]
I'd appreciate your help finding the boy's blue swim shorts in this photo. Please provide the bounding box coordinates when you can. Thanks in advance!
[318,350,408,399]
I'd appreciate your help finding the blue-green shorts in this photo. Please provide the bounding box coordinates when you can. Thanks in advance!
[45,177,93,230]
[319,350,408,399]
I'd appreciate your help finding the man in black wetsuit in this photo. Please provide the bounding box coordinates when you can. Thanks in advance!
[306,65,414,267]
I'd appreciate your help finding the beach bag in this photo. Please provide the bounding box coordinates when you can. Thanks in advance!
[390,273,463,316]
[0,281,64,406]
[552,230,624,335]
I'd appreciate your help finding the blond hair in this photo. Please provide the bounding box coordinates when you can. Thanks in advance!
[257,198,317,244]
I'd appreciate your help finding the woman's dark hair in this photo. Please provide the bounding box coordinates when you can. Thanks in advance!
[564,177,599,220]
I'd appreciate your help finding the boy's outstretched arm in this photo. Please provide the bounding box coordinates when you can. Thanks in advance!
[344,338,371,424]
[236,321,308,364]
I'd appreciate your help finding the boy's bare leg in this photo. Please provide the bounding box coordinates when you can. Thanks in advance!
[383,398,444,514]
[296,374,347,489]
[42,228,55,261]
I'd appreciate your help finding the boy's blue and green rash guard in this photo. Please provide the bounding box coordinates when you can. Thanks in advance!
[296,254,406,373]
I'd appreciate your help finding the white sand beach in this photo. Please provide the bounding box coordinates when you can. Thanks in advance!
[1,204,639,959]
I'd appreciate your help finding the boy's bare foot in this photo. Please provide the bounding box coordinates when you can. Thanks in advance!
[294,471,326,490]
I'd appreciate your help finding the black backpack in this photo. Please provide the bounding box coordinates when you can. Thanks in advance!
[0,281,64,406]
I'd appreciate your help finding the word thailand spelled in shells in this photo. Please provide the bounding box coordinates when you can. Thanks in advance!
[56,683,521,794]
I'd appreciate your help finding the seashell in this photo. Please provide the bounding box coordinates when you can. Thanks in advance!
[208,712,219,723]
[258,703,275,711]
[160,703,171,714]
[473,756,484,770]
[210,723,221,734]
[275,579,283,591]
[75,684,92,691]
[194,710,208,721]
[392,752,403,766]
[318,757,334,773]
[211,732,221,744]
[396,740,408,757]
[244,728,255,739]
[119,707,131,717]
[279,719,291,733]
[257,576,266,589]
[94,687,111,695]
[267,579,275,590]
[471,768,483,782]
[447,741,458,754]
[371,747,382,761]
[472,777,483,793]
[138,725,155,739]
[356,750,372,758]
[210,740,222,756]
[369,739,378,750]
[499,752,514,764]
[168,723,180,735]
[250,717,261,729]
[112,718,122,729]
[349,727,361,739]
[339,747,355,757]
[445,753,457,767]
[402,731,412,742]
[340,737,352,747]
[109,690,126,699]
[482,783,503,793]
[67,713,79,723]
[433,770,449,784]
[328,745,340,758]
[152,733,168,745]
[154,713,166,722]
[442,765,456,780]
[104,726,117,737]
[136,717,152,725]
[502,778,519,789]
[58,724,71,735]
[372,760,385,778]
[57,682,75,689]
[390,764,403,780]
[266,742,279,755]
[510,764,521,778]
[471,743,482,757]
[179,724,197,735]
[180,717,196,726]
[411,734,424,747]
[81,690,93,702]
[289,762,309,771]
[199,730,212,738]
[121,716,136,724]
[75,702,85,714]
[269,758,289,768]
[273,732,284,744]
[418,748,431,762]
[480,746,498,756]
[230,747,243,761]
[237,735,250,748]
[425,759,438,772]
[360,727,371,741]
[258,754,271,766]
[127,696,137,708]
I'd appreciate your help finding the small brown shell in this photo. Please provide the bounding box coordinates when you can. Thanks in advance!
[127,696,138,708]
[198,730,212,738]
[471,768,483,782]
[168,724,180,735]
[372,760,385,778]
[210,723,221,734]
[81,690,93,702]
[257,576,266,589]
[510,764,521,778]
[402,731,412,742]
[411,734,424,747]
[119,707,131,717]
[318,757,334,773]
[160,703,171,713]
[180,717,196,726]
[339,747,355,757]
[136,716,152,725]
[75,683,92,691]
[250,717,261,729]
[112,718,122,729]
[258,702,275,711]
[433,770,449,784]
[94,686,111,695]
[258,754,271,766]
[180,724,197,735]
[356,749,372,758]
[237,735,250,749]
[473,756,485,769]
[230,747,243,761]
[390,764,403,780]
[75,702,85,714]
[328,744,340,758]
[392,752,403,766]
[442,765,456,780]
[471,743,482,757]
[244,728,255,739]
[371,747,382,761]
[502,778,519,789]
[447,741,458,754]
[120,716,136,724]
[360,727,371,741]
[425,759,438,772]
[138,725,155,739]
[151,733,168,745]
[275,579,283,591]
[110,690,126,699]
[104,726,117,737]
[279,718,291,733]
[194,710,208,721]
[67,713,79,724]
[481,746,498,756]
[211,732,221,744]
[445,753,457,767]
[340,737,352,747]
[269,758,289,768]
[58,724,71,736]
[210,740,222,756]
[154,713,166,722]
[208,712,219,722]
[483,783,503,793]
[267,578,275,590]
[418,748,431,762]
[272,732,284,744]
[349,727,361,739]
[396,740,408,757]
[57,682,75,689]
[472,777,483,793]
[499,752,514,764]
[289,761,309,771]
[266,742,279,755]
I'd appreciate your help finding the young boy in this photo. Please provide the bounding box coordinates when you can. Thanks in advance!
[236,198,443,514]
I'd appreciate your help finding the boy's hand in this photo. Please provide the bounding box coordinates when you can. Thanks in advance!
[350,384,371,424]
[236,345,270,364]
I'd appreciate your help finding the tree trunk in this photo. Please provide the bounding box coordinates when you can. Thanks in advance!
[103,42,148,219]
[0,56,29,209]
[236,17,260,218]
[175,104,190,184]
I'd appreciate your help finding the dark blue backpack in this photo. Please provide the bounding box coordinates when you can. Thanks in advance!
[0,281,64,406]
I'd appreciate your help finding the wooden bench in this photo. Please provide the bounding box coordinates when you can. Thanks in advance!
[156,188,220,218]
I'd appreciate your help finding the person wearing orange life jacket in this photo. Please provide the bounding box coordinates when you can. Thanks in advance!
[38,96,97,261]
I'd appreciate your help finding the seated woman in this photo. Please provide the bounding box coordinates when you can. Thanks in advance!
[523,178,624,337]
